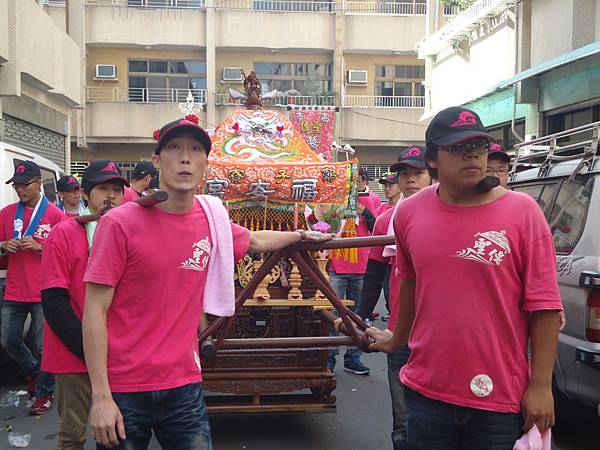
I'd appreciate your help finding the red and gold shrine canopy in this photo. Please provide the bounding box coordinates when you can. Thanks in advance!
[206,109,358,213]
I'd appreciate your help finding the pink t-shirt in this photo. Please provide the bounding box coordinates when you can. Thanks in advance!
[0,202,66,302]
[367,191,382,212]
[394,186,562,413]
[65,211,80,218]
[368,207,394,263]
[329,194,374,274]
[122,186,140,203]
[83,200,250,392]
[375,202,392,217]
[41,218,89,373]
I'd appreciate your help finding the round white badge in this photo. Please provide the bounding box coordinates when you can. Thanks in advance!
[470,374,493,398]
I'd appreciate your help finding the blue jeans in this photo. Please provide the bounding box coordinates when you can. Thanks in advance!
[388,347,411,450]
[328,271,364,363]
[405,387,523,450]
[98,383,213,450]
[0,300,54,397]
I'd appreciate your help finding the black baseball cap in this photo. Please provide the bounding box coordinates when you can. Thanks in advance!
[488,142,511,163]
[5,160,41,184]
[390,146,428,172]
[379,173,399,185]
[153,114,212,155]
[426,107,493,147]
[132,161,158,179]
[57,175,80,192]
[81,160,129,195]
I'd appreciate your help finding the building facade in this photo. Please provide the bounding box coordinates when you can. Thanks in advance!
[0,0,82,170]
[23,0,433,180]
[418,0,600,149]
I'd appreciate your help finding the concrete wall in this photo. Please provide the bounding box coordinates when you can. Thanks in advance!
[341,107,427,145]
[428,18,515,113]
[530,0,574,67]
[344,15,425,53]
[86,103,206,141]
[0,0,9,64]
[216,11,334,50]
[45,4,67,33]
[86,6,206,48]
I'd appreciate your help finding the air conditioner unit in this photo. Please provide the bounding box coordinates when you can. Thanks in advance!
[95,64,117,79]
[347,70,368,85]
[222,67,243,82]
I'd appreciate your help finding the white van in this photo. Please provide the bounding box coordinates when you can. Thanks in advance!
[0,142,64,207]
[509,121,600,422]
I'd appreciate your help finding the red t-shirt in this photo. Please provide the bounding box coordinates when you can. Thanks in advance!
[369,207,394,263]
[375,202,392,217]
[330,194,373,274]
[65,211,80,218]
[394,186,562,413]
[367,191,382,212]
[0,202,66,302]
[41,218,89,373]
[387,256,399,331]
[122,186,140,203]
[83,200,250,392]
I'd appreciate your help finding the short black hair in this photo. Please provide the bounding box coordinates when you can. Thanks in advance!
[425,144,438,179]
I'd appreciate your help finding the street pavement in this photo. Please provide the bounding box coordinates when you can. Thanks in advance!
[0,315,598,449]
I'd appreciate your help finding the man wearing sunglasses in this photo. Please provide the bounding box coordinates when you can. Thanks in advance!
[0,161,66,415]
[486,142,511,188]
[367,107,562,449]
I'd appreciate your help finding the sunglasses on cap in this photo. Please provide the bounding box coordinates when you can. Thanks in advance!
[442,140,490,156]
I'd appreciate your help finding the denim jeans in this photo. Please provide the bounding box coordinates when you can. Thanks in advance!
[0,300,54,397]
[328,271,364,363]
[355,259,390,319]
[405,387,523,450]
[388,347,411,450]
[97,383,213,450]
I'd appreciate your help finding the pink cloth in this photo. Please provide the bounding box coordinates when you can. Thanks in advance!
[367,191,382,212]
[387,257,399,331]
[375,202,392,217]
[329,194,374,274]
[394,186,562,413]
[84,200,249,392]
[0,202,65,302]
[122,186,140,203]
[382,197,402,258]
[369,207,394,263]
[41,219,88,374]
[195,195,237,317]
[513,425,551,450]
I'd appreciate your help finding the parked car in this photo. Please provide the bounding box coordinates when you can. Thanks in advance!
[0,142,63,368]
[509,123,600,422]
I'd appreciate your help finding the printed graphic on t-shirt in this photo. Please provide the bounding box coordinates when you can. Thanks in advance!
[179,238,211,272]
[455,230,510,266]
[33,223,52,241]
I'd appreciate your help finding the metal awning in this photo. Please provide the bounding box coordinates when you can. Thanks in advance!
[494,41,600,90]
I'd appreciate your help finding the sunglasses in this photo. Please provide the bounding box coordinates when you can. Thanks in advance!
[444,141,490,156]
[12,179,40,190]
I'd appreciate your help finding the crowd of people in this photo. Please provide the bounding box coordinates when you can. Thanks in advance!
[0,106,563,450]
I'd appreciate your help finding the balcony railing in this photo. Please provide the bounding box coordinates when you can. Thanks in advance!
[343,95,425,108]
[418,0,514,56]
[86,0,205,8]
[344,1,426,15]
[216,93,336,107]
[41,0,66,5]
[86,87,207,104]
[214,0,334,12]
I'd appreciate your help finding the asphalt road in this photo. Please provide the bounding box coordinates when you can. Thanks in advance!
[0,317,597,449]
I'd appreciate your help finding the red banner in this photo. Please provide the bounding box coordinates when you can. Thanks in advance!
[290,110,335,162]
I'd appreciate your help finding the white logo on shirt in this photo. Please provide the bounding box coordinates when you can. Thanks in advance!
[470,374,493,397]
[455,231,510,266]
[179,238,211,272]
[33,224,52,241]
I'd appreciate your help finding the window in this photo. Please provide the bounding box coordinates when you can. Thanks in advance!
[545,106,600,145]
[486,120,525,152]
[128,59,206,102]
[374,64,425,100]
[548,176,594,254]
[253,62,333,97]
[252,0,333,12]
[511,182,558,218]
